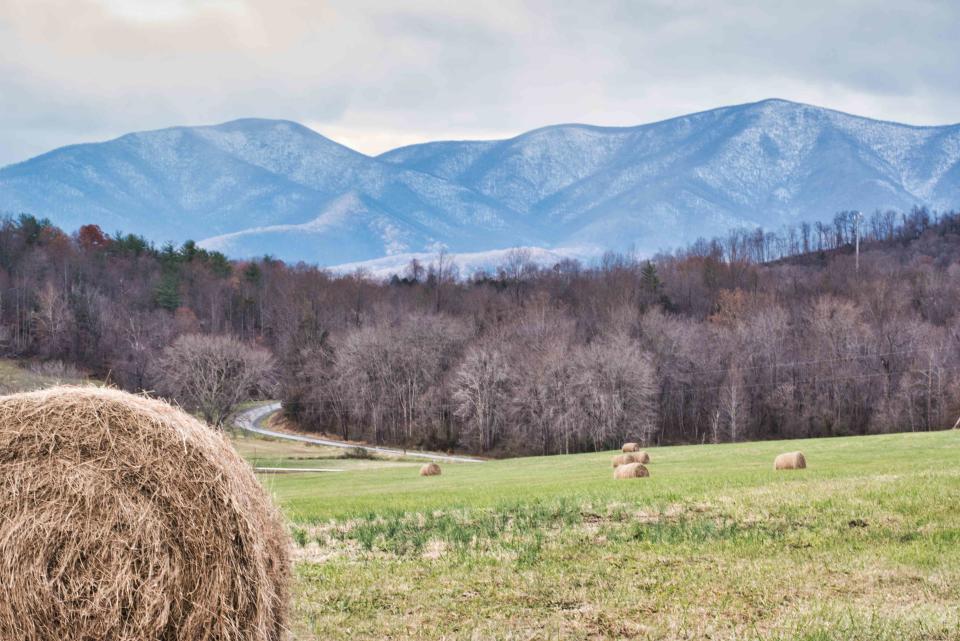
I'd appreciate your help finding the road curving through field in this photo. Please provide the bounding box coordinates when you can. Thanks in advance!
[234,402,484,463]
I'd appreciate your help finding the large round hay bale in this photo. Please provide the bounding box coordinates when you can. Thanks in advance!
[420,462,442,476]
[613,462,650,479]
[611,453,633,467]
[773,451,807,470]
[622,442,640,453]
[0,386,290,641]
[612,452,651,467]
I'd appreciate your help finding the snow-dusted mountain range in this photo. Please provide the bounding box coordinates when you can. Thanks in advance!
[2,99,958,270]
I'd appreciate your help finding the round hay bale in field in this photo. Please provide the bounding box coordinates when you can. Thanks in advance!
[611,452,651,467]
[773,451,807,470]
[0,386,290,641]
[611,453,634,467]
[613,462,650,479]
[622,442,640,453]
[420,462,442,476]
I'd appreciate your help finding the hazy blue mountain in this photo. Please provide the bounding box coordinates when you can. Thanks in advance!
[2,100,959,268]
[381,99,960,251]
[0,119,533,263]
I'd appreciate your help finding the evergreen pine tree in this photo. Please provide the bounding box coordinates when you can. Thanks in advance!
[640,260,661,293]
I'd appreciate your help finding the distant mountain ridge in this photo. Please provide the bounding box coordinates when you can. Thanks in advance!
[2,99,958,268]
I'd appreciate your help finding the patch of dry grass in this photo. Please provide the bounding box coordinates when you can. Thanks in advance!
[0,359,88,393]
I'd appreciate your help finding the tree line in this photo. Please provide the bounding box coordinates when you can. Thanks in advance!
[1,207,959,454]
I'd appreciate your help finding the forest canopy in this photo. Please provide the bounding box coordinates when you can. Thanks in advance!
[1,207,959,455]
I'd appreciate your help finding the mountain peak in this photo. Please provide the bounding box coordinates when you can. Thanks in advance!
[2,102,958,268]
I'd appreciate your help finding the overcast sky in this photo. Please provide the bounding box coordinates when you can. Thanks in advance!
[1,0,958,166]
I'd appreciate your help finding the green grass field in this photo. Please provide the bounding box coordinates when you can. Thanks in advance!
[5,362,955,639]
[250,430,960,640]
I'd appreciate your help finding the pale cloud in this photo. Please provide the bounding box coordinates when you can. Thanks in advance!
[308,122,520,156]
[1,0,958,165]
[96,0,246,23]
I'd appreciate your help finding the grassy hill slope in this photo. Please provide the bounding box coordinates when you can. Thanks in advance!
[254,429,960,640]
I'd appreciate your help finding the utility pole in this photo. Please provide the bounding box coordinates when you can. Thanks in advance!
[853,210,864,274]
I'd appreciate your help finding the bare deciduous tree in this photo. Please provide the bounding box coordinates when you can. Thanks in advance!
[575,334,658,448]
[719,365,745,443]
[453,345,510,451]
[154,333,275,427]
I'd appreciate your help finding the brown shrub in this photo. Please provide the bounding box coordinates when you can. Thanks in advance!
[420,462,442,476]
[0,386,290,641]
[613,462,650,479]
[773,451,807,470]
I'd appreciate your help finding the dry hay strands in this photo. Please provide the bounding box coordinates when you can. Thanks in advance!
[611,451,651,467]
[613,462,650,479]
[420,462,442,476]
[773,451,807,470]
[621,442,641,453]
[0,386,291,641]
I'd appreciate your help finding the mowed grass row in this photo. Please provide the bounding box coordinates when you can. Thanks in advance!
[253,430,960,640]
[261,430,958,521]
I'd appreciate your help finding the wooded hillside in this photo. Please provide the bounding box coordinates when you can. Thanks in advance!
[1,207,958,454]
